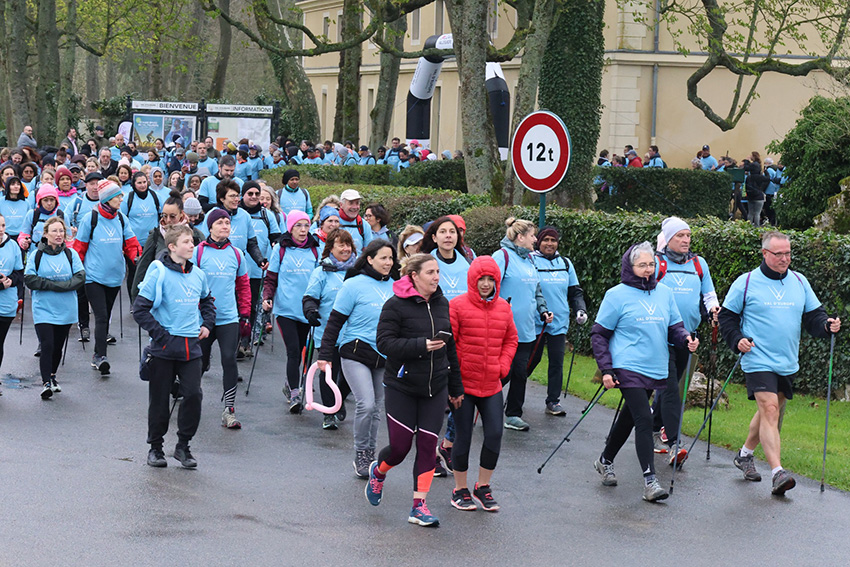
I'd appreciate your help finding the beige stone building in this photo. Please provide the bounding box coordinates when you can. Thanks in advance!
[297,0,844,168]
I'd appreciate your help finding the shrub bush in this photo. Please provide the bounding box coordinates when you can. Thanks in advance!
[593,167,731,219]
[392,159,468,193]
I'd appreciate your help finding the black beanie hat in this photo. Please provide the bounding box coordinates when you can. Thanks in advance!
[282,169,300,185]
[241,180,261,196]
[536,226,560,249]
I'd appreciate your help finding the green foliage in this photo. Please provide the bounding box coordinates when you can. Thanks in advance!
[261,165,392,187]
[594,167,732,218]
[88,95,132,136]
[538,0,604,207]
[393,160,468,193]
[769,96,850,229]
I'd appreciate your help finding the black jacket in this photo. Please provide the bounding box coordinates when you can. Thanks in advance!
[24,241,85,293]
[131,251,216,361]
[376,281,463,399]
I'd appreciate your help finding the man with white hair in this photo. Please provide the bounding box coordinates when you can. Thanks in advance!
[337,189,373,251]
[719,231,840,495]
[653,217,720,465]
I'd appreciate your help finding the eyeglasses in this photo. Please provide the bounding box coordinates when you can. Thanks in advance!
[764,250,791,258]
[244,191,260,197]
[634,262,656,269]
[293,222,310,230]
[161,213,181,221]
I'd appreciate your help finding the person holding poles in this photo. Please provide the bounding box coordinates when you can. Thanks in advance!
[193,209,252,429]
[528,226,588,417]
[262,210,320,413]
[652,217,720,465]
[494,217,553,432]
[447,255,518,512]
[718,231,840,495]
[24,217,84,399]
[591,242,698,502]
[366,253,463,527]
[73,180,143,375]
[133,225,216,469]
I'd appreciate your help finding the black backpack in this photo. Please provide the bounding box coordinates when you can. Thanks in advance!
[34,247,73,271]
[88,209,126,242]
[30,208,65,237]
[126,190,160,216]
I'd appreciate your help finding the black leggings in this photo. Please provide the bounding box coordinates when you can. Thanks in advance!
[34,323,71,383]
[653,345,691,443]
[276,316,310,389]
[200,322,240,408]
[318,348,351,406]
[85,282,120,357]
[378,386,447,492]
[0,316,13,369]
[451,391,504,472]
[602,387,656,475]
[505,341,534,417]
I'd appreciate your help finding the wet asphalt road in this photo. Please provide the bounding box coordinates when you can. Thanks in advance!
[1,293,847,567]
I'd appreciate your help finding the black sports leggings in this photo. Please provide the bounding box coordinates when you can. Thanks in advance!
[602,387,656,475]
[653,345,691,443]
[85,282,119,357]
[276,316,310,389]
[0,316,13,369]
[34,323,71,383]
[200,322,240,408]
[451,391,504,472]
[319,348,351,406]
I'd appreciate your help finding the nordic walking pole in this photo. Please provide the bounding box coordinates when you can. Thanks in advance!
[686,346,748,456]
[605,394,623,445]
[706,323,718,459]
[138,326,142,359]
[538,386,608,474]
[61,331,70,366]
[19,293,24,345]
[118,288,124,339]
[562,339,577,399]
[669,344,697,495]
[820,332,836,492]
[245,274,266,396]
[526,320,548,374]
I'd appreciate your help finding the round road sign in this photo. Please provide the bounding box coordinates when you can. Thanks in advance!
[510,110,571,193]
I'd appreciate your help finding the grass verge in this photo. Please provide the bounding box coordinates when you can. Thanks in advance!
[529,351,850,491]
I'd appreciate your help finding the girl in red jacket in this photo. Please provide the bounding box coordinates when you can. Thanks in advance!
[449,255,518,512]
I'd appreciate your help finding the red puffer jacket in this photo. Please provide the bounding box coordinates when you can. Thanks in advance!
[449,255,518,397]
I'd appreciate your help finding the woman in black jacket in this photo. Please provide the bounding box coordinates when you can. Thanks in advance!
[365,253,464,528]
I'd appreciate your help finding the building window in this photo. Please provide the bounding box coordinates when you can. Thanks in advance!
[435,0,444,35]
[323,14,330,39]
[487,0,498,38]
[337,11,342,42]
[411,8,420,43]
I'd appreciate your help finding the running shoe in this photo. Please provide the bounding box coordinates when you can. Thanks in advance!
[353,450,370,479]
[408,501,440,527]
[34,344,41,357]
[438,442,454,473]
[771,469,796,495]
[594,458,617,486]
[643,478,669,502]
[173,444,197,468]
[106,334,116,344]
[40,382,53,400]
[546,402,566,416]
[733,453,762,482]
[147,447,167,468]
[282,383,291,403]
[472,483,500,511]
[289,388,302,414]
[660,426,668,443]
[78,326,90,342]
[221,407,242,429]
[50,378,61,394]
[91,355,110,376]
[322,414,338,430]
[451,488,477,511]
[653,431,669,453]
[434,459,448,477]
[365,462,384,506]
[668,445,688,468]
[504,416,530,431]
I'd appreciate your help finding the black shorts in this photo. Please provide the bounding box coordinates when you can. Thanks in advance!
[744,371,796,401]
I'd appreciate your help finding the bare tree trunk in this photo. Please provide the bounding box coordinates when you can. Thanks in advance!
[86,52,100,106]
[179,0,207,97]
[446,0,502,196]
[502,0,556,204]
[104,57,117,98]
[332,50,346,142]
[5,0,32,138]
[56,0,77,136]
[37,0,61,145]
[333,0,362,144]
[151,48,163,99]
[209,0,232,99]
[253,0,321,141]
[369,16,406,150]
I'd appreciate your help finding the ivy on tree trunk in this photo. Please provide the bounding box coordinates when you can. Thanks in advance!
[538,0,604,208]
[370,16,406,151]
[334,0,362,145]
[209,0,232,99]
[37,0,61,144]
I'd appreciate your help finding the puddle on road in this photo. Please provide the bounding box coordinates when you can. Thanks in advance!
[2,373,34,389]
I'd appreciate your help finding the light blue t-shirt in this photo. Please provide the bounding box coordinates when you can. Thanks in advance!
[234,161,253,181]
[430,249,469,301]
[595,283,683,381]
[25,246,83,325]
[198,175,244,206]
[339,217,373,254]
[268,244,319,322]
[120,191,161,248]
[304,264,346,343]
[532,253,580,336]
[722,269,821,375]
[138,260,211,338]
[57,193,79,215]
[495,246,542,343]
[701,155,718,170]
[76,210,136,286]
[656,253,716,333]
[69,196,99,229]
[277,186,313,216]
[247,208,281,279]
[196,157,219,177]
[0,239,23,317]
[21,208,60,242]
[332,273,394,355]
[0,199,32,235]
[192,243,247,325]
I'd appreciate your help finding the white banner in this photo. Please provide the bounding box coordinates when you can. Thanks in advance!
[206,116,271,152]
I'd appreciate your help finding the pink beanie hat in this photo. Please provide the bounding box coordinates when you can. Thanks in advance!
[36,184,59,204]
[286,210,311,234]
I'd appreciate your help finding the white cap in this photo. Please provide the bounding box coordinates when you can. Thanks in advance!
[403,232,424,248]
[340,189,362,201]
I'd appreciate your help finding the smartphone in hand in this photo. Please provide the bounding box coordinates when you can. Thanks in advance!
[433,330,452,342]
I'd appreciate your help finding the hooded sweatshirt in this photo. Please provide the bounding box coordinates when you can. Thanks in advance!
[449,256,518,397]
[591,245,689,387]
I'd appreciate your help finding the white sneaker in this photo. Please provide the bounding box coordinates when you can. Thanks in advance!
[222,407,242,429]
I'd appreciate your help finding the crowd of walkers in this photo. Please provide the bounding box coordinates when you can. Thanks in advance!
[0,126,840,527]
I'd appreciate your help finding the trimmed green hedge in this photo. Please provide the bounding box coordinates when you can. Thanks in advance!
[260,160,468,193]
[594,167,732,219]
